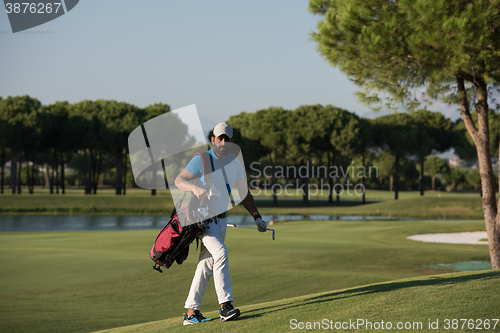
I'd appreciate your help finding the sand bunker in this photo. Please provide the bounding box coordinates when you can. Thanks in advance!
[407,231,488,245]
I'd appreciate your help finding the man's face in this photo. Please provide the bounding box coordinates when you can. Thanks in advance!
[211,134,233,157]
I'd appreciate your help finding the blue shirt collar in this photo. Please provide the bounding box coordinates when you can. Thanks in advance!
[209,147,234,163]
[208,147,219,160]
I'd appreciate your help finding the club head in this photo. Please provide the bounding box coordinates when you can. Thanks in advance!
[208,185,222,199]
[197,207,209,217]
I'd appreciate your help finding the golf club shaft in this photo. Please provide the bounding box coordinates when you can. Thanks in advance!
[227,223,275,240]
[227,224,258,230]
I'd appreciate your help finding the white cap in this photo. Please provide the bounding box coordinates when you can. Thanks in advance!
[213,122,233,138]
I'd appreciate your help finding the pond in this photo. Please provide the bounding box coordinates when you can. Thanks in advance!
[0,214,412,232]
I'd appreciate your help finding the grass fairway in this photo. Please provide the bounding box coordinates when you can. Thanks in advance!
[0,188,175,215]
[231,191,485,219]
[0,219,491,333]
[0,188,485,218]
[334,193,484,219]
[96,270,500,333]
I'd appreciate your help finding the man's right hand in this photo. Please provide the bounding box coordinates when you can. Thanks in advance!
[193,187,207,199]
[255,217,267,232]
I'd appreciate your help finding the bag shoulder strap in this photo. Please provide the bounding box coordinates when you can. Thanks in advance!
[196,151,213,184]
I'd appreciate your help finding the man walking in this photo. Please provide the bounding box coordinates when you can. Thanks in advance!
[174,122,267,325]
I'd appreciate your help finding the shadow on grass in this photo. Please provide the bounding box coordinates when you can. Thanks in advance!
[241,271,500,319]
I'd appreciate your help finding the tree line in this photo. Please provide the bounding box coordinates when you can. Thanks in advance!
[228,105,494,206]
[0,96,491,201]
[0,95,171,195]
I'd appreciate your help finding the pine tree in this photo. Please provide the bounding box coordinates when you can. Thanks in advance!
[309,0,500,268]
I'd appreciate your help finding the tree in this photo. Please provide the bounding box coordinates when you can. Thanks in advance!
[227,112,269,185]
[0,96,3,193]
[39,101,78,194]
[309,105,367,205]
[373,150,396,191]
[455,108,500,160]
[70,100,105,195]
[424,156,450,191]
[454,119,479,161]
[309,0,500,268]
[286,106,317,206]
[351,117,373,204]
[327,106,368,205]
[0,96,41,194]
[0,147,10,194]
[446,167,468,191]
[410,109,454,195]
[292,105,330,204]
[465,169,481,191]
[466,169,481,192]
[349,150,378,198]
[372,113,418,199]
[97,100,142,195]
[245,107,289,206]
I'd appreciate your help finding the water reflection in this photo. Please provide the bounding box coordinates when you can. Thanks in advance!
[0,214,413,232]
[0,215,167,232]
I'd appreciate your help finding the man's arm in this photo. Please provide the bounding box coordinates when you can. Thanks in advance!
[175,168,206,199]
[234,178,260,217]
[241,190,260,218]
[235,178,266,232]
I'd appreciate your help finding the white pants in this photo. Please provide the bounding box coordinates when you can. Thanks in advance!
[184,217,233,310]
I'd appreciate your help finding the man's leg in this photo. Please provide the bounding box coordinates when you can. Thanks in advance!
[184,220,232,312]
[184,242,214,314]
[211,218,240,321]
[209,219,233,305]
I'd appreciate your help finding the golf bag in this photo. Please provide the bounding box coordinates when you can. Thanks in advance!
[150,151,215,273]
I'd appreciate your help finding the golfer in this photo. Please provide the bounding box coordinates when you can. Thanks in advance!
[175,122,266,325]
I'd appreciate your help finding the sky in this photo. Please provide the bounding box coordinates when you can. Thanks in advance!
[0,0,462,139]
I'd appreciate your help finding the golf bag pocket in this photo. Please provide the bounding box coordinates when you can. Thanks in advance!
[150,207,207,273]
[150,213,184,267]
[155,218,182,253]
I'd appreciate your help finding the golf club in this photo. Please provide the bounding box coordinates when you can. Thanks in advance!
[227,223,275,240]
